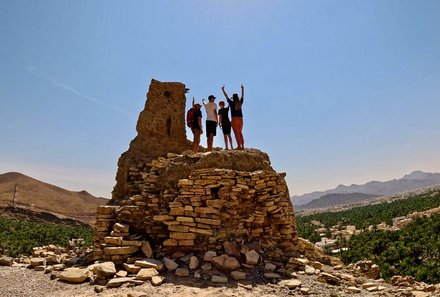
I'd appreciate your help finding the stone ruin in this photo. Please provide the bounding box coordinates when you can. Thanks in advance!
[112,79,193,200]
[93,79,324,268]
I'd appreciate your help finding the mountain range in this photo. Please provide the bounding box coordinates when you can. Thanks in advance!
[292,170,440,209]
[0,172,108,224]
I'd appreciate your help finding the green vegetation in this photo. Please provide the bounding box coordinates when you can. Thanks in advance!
[297,189,440,240]
[342,214,440,284]
[296,189,440,284]
[0,218,92,257]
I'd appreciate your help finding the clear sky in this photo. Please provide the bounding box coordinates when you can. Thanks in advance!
[1,0,439,198]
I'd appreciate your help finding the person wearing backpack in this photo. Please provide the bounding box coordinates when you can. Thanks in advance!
[188,97,203,153]
[221,84,245,150]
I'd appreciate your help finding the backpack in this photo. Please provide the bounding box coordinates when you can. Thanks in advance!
[186,107,196,128]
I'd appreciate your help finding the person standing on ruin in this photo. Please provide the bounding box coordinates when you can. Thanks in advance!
[221,84,245,149]
[202,95,218,151]
[191,98,203,153]
[218,101,233,150]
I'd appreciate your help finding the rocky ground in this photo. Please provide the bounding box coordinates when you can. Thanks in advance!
[1,264,439,297]
[1,247,439,297]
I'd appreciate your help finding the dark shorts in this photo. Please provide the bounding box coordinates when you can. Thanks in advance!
[221,122,231,135]
[206,120,217,137]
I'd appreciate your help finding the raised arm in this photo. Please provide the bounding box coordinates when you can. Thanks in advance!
[221,84,229,100]
[241,83,244,99]
[192,97,195,107]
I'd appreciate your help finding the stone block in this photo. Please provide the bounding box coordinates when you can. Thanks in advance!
[136,268,159,280]
[178,240,195,246]
[103,246,139,256]
[170,232,196,240]
[176,216,195,223]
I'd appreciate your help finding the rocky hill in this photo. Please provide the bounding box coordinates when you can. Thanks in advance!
[0,172,107,224]
[295,192,378,211]
[292,170,440,207]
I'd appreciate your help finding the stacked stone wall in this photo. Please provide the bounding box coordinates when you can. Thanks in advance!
[94,150,298,263]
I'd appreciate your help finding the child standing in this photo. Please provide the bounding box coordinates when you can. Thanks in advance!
[218,101,233,150]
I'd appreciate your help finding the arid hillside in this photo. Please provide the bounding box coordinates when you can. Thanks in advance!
[0,172,107,224]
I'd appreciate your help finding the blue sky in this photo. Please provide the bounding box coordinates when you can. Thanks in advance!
[1,0,439,198]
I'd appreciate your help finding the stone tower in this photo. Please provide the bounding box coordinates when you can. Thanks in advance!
[112,79,193,200]
[93,79,317,266]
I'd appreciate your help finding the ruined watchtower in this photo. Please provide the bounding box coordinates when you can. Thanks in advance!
[93,79,311,266]
[112,79,193,200]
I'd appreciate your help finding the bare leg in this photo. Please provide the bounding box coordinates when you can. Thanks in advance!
[207,134,213,151]
[223,134,229,150]
[227,134,233,150]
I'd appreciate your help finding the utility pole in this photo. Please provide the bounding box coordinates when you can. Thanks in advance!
[12,183,17,207]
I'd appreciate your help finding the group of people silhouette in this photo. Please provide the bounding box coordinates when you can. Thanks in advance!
[189,84,245,153]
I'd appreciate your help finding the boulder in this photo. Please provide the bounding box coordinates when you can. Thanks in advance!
[211,275,228,283]
[230,271,246,280]
[136,268,159,280]
[123,263,141,274]
[264,263,277,272]
[264,272,281,279]
[59,268,91,284]
[318,272,341,286]
[245,250,259,265]
[223,241,241,259]
[347,286,361,293]
[223,256,240,271]
[106,277,136,288]
[203,251,217,262]
[151,275,165,286]
[141,241,153,258]
[134,259,164,271]
[30,257,46,268]
[93,262,116,278]
[0,256,13,266]
[175,268,190,277]
[280,279,302,289]
[164,257,178,271]
[189,256,199,270]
